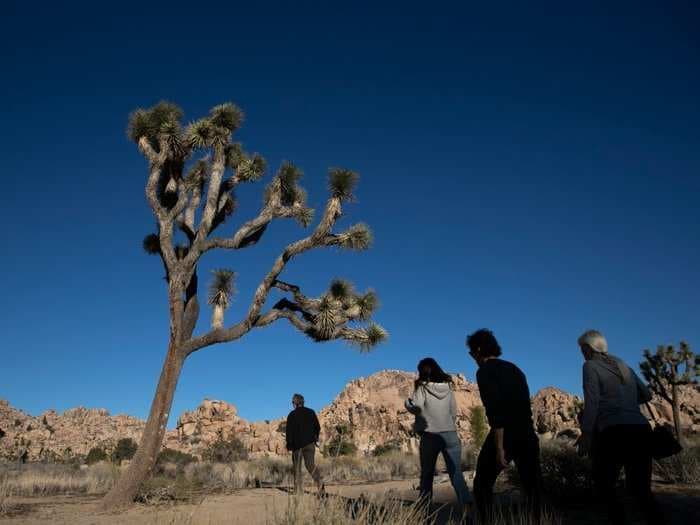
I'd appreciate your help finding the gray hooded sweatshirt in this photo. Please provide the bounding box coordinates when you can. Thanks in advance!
[581,353,652,434]
[405,382,457,433]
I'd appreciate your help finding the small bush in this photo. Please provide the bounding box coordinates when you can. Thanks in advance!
[323,437,357,457]
[202,435,248,463]
[112,438,138,464]
[509,441,592,503]
[372,440,402,456]
[86,447,108,465]
[653,445,700,484]
[469,406,489,448]
[461,444,478,471]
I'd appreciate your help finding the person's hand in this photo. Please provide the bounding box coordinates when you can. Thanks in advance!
[576,432,592,457]
[496,445,509,469]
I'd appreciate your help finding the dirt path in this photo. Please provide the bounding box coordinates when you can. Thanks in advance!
[2,480,698,524]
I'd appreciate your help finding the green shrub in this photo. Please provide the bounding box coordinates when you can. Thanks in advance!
[509,441,592,503]
[653,445,700,484]
[323,437,357,457]
[469,406,489,448]
[158,447,197,466]
[372,440,402,456]
[461,444,478,471]
[86,447,108,465]
[111,438,138,464]
[202,435,248,463]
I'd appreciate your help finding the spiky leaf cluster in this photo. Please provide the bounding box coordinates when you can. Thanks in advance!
[337,223,373,251]
[209,103,244,132]
[127,101,184,148]
[237,154,266,182]
[186,119,217,149]
[142,233,160,255]
[184,160,208,190]
[328,168,358,201]
[278,162,304,206]
[303,280,381,343]
[353,324,389,352]
[208,269,236,308]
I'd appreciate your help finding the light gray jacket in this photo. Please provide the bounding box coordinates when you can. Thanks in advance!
[405,382,457,433]
[581,354,652,434]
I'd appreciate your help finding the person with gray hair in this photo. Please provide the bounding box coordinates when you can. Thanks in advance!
[286,393,324,495]
[577,329,663,524]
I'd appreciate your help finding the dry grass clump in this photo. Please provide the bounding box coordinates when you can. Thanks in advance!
[154,493,561,525]
[169,452,419,491]
[653,444,700,484]
[0,461,117,496]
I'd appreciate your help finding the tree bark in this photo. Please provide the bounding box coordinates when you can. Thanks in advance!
[99,338,184,510]
[671,384,686,448]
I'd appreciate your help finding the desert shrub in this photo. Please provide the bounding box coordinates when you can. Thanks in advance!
[0,462,117,496]
[202,435,248,463]
[469,406,489,448]
[111,438,138,464]
[653,445,700,484]
[323,438,357,457]
[158,448,197,467]
[461,444,478,471]
[86,446,108,465]
[136,475,195,504]
[372,439,402,456]
[509,441,592,503]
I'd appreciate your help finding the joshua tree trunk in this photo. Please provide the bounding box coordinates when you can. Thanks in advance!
[100,337,184,510]
[670,383,685,448]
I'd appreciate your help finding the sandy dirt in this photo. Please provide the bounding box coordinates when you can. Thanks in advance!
[1,478,699,524]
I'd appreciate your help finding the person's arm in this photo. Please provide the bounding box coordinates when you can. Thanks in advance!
[494,428,508,468]
[285,413,294,451]
[449,390,457,421]
[578,361,600,455]
[581,362,600,435]
[405,385,426,414]
[633,371,653,404]
[477,367,508,467]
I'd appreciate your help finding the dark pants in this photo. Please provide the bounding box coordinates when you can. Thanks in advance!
[292,442,322,493]
[474,429,542,522]
[419,431,472,505]
[592,424,664,525]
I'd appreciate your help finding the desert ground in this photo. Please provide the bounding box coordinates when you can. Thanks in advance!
[2,471,699,525]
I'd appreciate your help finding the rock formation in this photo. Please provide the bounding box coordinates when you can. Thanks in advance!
[1,371,698,462]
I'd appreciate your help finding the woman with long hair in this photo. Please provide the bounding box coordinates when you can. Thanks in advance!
[405,357,473,513]
[577,329,663,525]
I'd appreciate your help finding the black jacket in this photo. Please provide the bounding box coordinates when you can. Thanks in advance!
[286,406,321,451]
[476,358,535,436]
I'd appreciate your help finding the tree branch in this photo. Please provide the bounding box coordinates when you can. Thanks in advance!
[196,145,226,241]
[179,197,342,357]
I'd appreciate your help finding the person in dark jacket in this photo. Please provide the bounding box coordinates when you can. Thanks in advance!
[577,329,663,525]
[286,393,324,494]
[466,329,542,522]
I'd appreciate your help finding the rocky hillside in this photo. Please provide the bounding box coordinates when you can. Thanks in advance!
[1,370,698,461]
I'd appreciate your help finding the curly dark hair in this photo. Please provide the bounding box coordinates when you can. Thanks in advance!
[414,357,453,390]
[466,328,502,358]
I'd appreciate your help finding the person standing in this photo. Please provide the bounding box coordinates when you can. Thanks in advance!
[466,329,542,521]
[285,393,324,495]
[577,329,663,525]
[405,357,473,514]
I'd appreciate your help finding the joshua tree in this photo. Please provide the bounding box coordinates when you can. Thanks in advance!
[640,341,698,447]
[100,101,386,509]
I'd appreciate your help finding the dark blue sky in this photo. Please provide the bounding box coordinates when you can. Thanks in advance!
[1,1,698,426]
